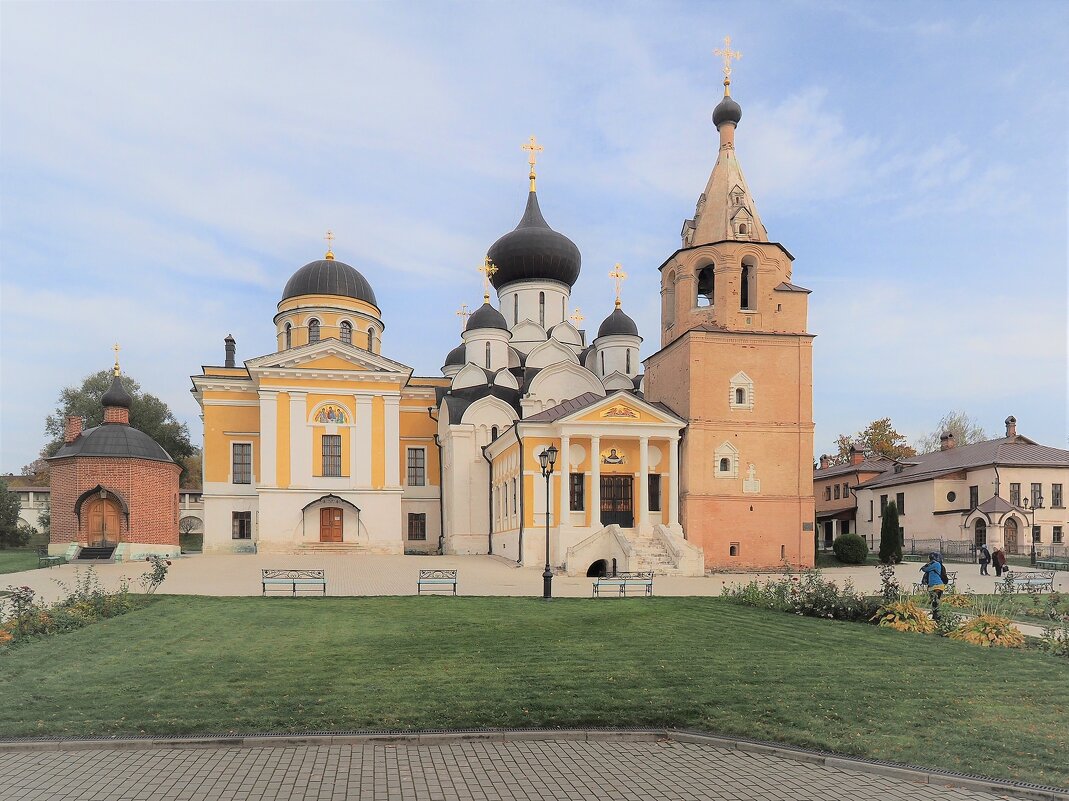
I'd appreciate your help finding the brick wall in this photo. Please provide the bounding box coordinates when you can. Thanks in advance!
[50,456,182,546]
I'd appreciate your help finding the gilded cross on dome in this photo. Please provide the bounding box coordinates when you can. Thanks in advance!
[570,308,585,327]
[521,135,544,191]
[477,256,498,301]
[324,230,335,260]
[609,263,627,309]
[713,36,742,94]
[112,343,121,376]
[456,303,471,330]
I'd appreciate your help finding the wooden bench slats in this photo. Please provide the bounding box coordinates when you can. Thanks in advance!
[261,569,326,596]
[418,569,457,595]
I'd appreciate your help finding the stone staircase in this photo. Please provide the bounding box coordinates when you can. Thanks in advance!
[627,531,683,574]
[298,542,367,554]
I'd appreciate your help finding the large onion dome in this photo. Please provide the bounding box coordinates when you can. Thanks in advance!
[597,306,639,338]
[466,301,508,331]
[281,256,378,307]
[487,192,581,289]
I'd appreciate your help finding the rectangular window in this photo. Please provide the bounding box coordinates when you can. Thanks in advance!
[824,486,831,501]
[1053,484,1063,508]
[648,474,661,512]
[879,494,888,515]
[833,485,840,500]
[842,482,850,498]
[969,485,978,509]
[1032,525,1042,543]
[502,484,508,517]
[896,492,905,515]
[1009,483,1021,505]
[232,511,251,539]
[1031,483,1043,508]
[407,448,426,487]
[512,478,517,512]
[232,443,252,484]
[868,500,873,522]
[569,473,585,511]
[322,435,342,477]
[407,513,427,541]
[841,519,850,535]
[1054,526,1064,544]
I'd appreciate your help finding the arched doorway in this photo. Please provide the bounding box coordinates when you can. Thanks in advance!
[586,559,607,578]
[84,497,121,547]
[1004,518,1019,554]
[973,519,987,547]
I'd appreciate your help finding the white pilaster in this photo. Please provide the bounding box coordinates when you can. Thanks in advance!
[590,436,601,529]
[383,394,401,488]
[638,436,649,529]
[559,434,570,525]
[355,395,373,488]
[258,391,278,487]
[289,392,310,486]
[668,437,679,527]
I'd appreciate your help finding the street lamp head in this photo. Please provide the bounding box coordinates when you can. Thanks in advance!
[539,448,550,472]
[547,444,558,467]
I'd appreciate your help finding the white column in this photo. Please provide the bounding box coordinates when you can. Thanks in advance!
[355,395,373,488]
[559,434,570,526]
[668,437,679,527]
[289,392,309,486]
[590,436,601,529]
[638,435,649,530]
[383,394,401,488]
[258,391,277,487]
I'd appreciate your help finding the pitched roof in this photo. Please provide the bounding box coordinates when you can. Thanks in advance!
[814,456,894,480]
[859,435,1069,490]
[523,392,603,423]
[975,496,1023,516]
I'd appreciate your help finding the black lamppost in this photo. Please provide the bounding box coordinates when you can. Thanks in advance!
[539,444,558,599]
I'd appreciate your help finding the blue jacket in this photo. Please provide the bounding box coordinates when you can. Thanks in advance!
[921,561,945,587]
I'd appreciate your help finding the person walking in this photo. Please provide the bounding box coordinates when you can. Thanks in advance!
[921,552,947,622]
[993,547,1007,577]
[978,543,991,576]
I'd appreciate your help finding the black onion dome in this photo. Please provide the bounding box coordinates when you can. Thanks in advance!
[597,307,639,338]
[712,94,742,129]
[51,425,173,463]
[487,192,581,289]
[444,343,467,366]
[466,301,508,332]
[101,374,132,409]
[281,258,378,307]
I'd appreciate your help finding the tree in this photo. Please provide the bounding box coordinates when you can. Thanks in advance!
[834,418,917,463]
[179,451,203,490]
[179,516,202,535]
[0,479,31,548]
[879,501,902,564]
[915,411,988,454]
[37,506,51,543]
[19,457,49,486]
[42,370,195,471]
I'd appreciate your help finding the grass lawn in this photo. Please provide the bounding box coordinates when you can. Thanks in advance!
[1,596,1067,788]
[0,549,48,575]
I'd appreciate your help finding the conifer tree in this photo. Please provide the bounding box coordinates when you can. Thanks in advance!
[879,501,902,564]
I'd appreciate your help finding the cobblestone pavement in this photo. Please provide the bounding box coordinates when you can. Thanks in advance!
[0,739,1024,801]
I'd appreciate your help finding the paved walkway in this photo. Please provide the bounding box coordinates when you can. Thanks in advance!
[0,737,1036,801]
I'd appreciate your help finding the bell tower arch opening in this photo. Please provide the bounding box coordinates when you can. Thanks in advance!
[696,265,715,307]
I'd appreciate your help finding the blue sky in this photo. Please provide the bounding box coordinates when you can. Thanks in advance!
[2,1,1066,471]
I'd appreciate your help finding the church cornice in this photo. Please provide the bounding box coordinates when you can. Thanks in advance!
[656,239,794,271]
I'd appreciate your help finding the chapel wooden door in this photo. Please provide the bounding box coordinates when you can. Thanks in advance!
[85,497,120,547]
[600,476,634,528]
[319,507,343,542]
[1004,518,1019,554]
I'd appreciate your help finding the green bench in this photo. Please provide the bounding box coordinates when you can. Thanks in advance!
[1036,559,1069,572]
[592,571,654,597]
[37,547,63,569]
[996,571,1055,593]
[418,569,457,595]
[261,569,326,596]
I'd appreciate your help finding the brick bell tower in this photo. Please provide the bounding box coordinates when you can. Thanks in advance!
[644,40,815,569]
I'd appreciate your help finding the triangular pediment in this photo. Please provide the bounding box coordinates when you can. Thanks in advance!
[246,339,412,379]
[563,390,684,426]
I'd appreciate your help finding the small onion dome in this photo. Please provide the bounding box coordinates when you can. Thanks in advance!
[487,192,581,289]
[101,373,133,409]
[444,343,467,366]
[465,301,508,332]
[712,94,742,129]
[597,306,639,338]
[281,258,378,307]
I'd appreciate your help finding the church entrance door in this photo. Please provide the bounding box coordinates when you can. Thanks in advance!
[84,497,121,547]
[600,476,634,528]
[320,507,343,543]
[1004,518,1019,555]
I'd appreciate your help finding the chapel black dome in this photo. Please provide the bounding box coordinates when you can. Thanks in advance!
[712,94,742,129]
[487,192,581,289]
[597,307,639,338]
[51,425,173,463]
[444,343,467,366]
[466,302,508,332]
[281,258,378,307]
[101,374,132,409]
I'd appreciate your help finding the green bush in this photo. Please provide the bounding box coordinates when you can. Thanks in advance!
[832,533,869,564]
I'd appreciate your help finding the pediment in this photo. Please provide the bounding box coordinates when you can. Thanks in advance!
[246,339,412,379]
[569,390,684,426]
[602,371,635,391]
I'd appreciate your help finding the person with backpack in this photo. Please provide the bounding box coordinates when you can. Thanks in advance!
[978,543,991,576]
[920,552,948,621]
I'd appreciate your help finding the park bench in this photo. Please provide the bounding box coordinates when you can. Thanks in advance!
[1035,558,1069,572]
[592,571,655,597]
[37,547,63,569]
[996,571,1055,594]
[261,569,326,596]
[417,569,457,595]
[911,571,957,595]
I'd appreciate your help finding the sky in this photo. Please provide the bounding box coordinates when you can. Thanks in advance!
[1,0,1067,471]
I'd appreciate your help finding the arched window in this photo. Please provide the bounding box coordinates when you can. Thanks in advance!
[491,426,499,441]
[308,319,320,344]
[284,323,292,349]
[697,266,714,307]
[562,296,566,319]
[665,270,676,325]
[719,457,730,472]
[514,294,519,325]
[600,351,605,376]
[974,519,987,547]
[539,292,545,327]
[485,342,491,368]
[735,387,745,405]
[367,327,374,350]
[626,349,631,373]
[741,258,757,310]
[739,223,748,235]
[340,321,352,345]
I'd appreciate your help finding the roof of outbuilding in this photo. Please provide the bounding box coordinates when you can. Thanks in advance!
[814,456,895,480]
[49,424,174,463]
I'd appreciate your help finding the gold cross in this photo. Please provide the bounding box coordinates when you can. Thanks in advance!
[456,303,471,330]
[521,135,544,191]
[324,229,335,259]
[112,343,121,376]
[570,308,585,327]
[477,256,498,300]
[609,263,627,308]
[714,36,742,93]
